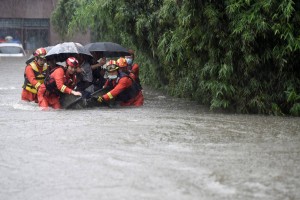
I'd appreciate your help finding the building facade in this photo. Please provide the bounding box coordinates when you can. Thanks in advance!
[0,0,90,51]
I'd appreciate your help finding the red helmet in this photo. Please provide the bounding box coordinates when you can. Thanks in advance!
[106,60,117,66]
[117,57,128,68]
[66,57,79,68]
[106,60,119,72]
[33,48,47,58]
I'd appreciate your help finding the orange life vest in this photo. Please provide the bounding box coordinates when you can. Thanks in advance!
[23,61,48,94]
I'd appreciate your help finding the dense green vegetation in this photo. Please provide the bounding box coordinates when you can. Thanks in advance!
[52,0,300,115]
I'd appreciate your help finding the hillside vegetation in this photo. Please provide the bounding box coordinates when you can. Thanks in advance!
[52,0,300,115]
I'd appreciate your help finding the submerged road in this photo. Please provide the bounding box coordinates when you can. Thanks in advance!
[0,57,299,200]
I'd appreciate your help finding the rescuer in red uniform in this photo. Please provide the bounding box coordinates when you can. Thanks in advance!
[21,48,48,103]
[37,57,82,110]
[116,57,136,80]
[125,49,142,89]
[95,60,144,106]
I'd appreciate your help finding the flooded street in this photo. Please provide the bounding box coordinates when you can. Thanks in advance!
[0,57,299,200]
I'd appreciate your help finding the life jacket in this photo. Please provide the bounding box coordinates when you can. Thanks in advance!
[125,71,142,90]
[107,72,140,102]
[22,61,48,94]
[65,74,77,89]
[44,66,66,95]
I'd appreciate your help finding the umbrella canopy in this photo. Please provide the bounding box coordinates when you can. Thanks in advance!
[84,42,131,57]
[46,42,93,62]
[25,46,53,64]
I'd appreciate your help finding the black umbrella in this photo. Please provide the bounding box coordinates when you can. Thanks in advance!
[46,42,93,62]
[25,46,53,64]
[84,42,130,57]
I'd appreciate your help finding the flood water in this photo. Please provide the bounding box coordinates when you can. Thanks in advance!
[0,57,299,200]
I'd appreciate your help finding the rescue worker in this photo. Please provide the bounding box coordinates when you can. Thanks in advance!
[117,57,143,92]
[95,60,144,106]
[64,57,78,89]
[21,47,47,102]
[37,57,82,110]
[116,57,133,77]
[125,49,142,88]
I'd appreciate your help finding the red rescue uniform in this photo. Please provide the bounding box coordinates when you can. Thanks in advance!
[130,63,139,78]
[128,63,142,89]
[103,73,143,106]
[37,67,74,110]
[21,61,47,102]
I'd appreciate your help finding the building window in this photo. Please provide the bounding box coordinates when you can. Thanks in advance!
[0,18,49,50]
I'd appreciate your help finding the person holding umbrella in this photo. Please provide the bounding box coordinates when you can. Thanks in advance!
[21,47,48,103]
[84,42,133,91]
[37,57,82,110]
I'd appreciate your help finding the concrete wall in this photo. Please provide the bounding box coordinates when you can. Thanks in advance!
[0,0,90,46]
[0,0,55,18]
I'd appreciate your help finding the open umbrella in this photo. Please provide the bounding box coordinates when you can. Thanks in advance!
[46,42,93,62]
[25,46,53,64]
[84,42,130,57]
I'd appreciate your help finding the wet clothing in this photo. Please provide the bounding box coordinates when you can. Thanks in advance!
[21,61,48,102]
[37,66,75,109]
[120,90,143,106]
[92,66,106,91]
[65,73,77,90]
[77,61,94,93]
[128,63,139,78]
[102,72,143,106]
[128,63,142,89]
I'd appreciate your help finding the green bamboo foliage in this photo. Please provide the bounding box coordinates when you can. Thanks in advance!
[52,0,300,115]
[51,0,82,40]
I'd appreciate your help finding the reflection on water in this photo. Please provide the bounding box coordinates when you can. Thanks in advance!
[0,57,299,200]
